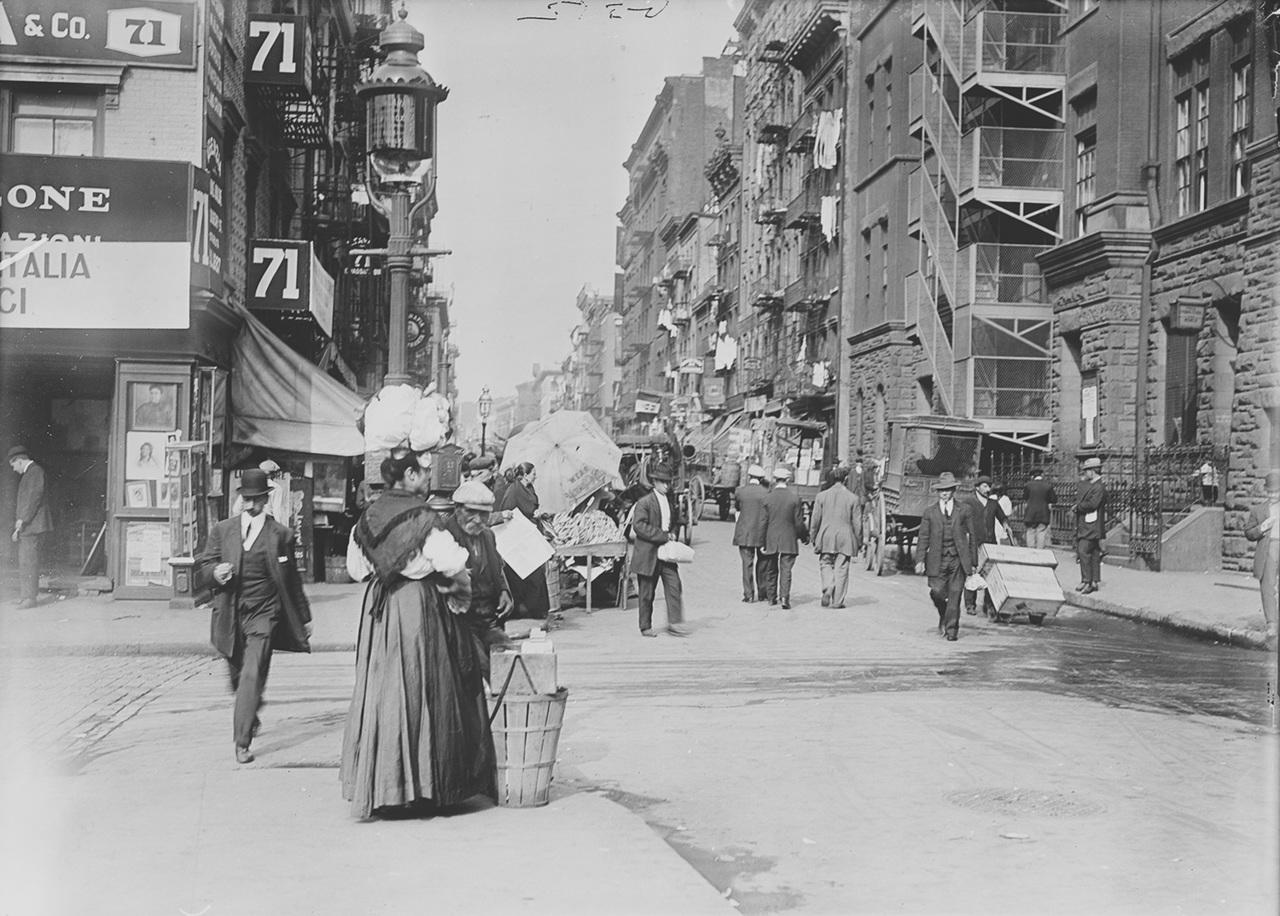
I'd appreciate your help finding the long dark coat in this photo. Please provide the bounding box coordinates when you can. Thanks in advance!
[1074,479,1106,540]
[1245,500,1279,582]
[15,462,52,535]
[629,489,675,577]
[195,515,312,657]
[762,485,806,555]
[732,481,768,547]
[918,500,979,578]
[1023,477,1056,527]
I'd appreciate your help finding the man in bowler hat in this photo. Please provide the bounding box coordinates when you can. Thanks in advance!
[8,445,51,608]
[196,469,312,763]
[630,462,686,637]
[916,472,979,641]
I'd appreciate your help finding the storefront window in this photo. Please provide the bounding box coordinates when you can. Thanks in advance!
[8,88,99,156]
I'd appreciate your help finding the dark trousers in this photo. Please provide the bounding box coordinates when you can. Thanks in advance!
[739,546,760,600]
[16,534,40,602]
[1077,537,1102,583]
[756,551,778,601]
[637,561,684,631]
[928,554,964,636]
[227,609,275,749]
[775,553,797,603]
[468,596,512,682]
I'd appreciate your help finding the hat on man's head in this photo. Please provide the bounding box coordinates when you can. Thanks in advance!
[649,462,674,482]
[7,445,30,462]
[975,475,992,487]
[772,467,792,481]
[258,458,282,476]
[748,464,766,479]
[1264,470,1280,491]
[1082,456,1103,471]
[237,469,271,497]
[932,471,959,491]
[453,480,495,511]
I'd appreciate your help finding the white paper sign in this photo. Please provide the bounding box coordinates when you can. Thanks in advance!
[493,511,553,579]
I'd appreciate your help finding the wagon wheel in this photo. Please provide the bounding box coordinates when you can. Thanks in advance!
[687,475,706,524]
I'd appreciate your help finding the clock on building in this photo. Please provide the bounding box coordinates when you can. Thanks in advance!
[407,312,427,350]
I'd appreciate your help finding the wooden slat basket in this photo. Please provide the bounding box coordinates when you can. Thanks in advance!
[489,687,568,808]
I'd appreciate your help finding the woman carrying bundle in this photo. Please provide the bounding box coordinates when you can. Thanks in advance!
[340,450,497,819]
[497,461,552,619]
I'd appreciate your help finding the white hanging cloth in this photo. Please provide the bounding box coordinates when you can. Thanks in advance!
[813,109,843,170]
[714,334,738,372]
[820,196,839,241]
[812,359,830,388]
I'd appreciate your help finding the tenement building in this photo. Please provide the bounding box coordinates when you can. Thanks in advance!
[0,0,400,597]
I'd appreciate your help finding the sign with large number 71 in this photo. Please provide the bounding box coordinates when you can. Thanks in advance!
[247,239,334,337]
[245,14,309,88]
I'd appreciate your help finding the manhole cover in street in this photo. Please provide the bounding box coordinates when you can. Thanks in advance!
[946,787,1104,818]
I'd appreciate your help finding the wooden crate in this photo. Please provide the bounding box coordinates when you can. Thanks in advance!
[984,561,1064,620]
[978,543,1057,573]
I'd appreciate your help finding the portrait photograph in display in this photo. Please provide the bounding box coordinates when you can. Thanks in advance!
[155,481,174,510]
[129,381,178,431]
[126,431,173,481]
[124,480,153,509]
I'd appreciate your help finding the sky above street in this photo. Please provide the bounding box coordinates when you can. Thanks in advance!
[413,0,740,401]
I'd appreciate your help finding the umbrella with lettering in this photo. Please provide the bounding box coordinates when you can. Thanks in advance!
[499,411,624,515]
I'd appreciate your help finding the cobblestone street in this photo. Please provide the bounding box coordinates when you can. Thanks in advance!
[0,655,215,769]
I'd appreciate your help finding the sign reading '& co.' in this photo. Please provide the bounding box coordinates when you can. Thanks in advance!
[0,0,196,68]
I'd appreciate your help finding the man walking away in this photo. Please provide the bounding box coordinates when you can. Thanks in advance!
[1244,469,1280,644]
[630,462,686,637]
[916,472,978,641]
[1074,456,1106,594]
[7,445,51,608]
[732,465,769,602]
[762,467,806,608]
[810,467,859,608]
[1023,470,1056,549]
[196,469,313,763]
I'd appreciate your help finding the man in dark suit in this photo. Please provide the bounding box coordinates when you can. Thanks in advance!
[762,466,807,608]
[962,476,1006,616]
[196,469,312,763]
[1244,469,1280,642]
[916,472,978,641]
[1023,470,1056,549]
[732,464,769,602]
[1074,456,1106,594]
[630,462,686,637]
[8,445,52,608]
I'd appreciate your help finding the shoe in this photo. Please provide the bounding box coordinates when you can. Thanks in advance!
[1074,582,1087,592]
[1081,583,1098,595]
[820,593,831,608]
[640,628,657,638]
[666,625,688,637]
[15,598,35,609]
[965,606,977,616]
[781,601,791,609]
[769,599,778,606]
[742,596,753,603]
[945,632,958,641]
[832,604,845,609]
[252,716,261,738]
[235,746,254,764]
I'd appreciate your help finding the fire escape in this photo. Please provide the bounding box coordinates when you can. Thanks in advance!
[906,0,1062,450]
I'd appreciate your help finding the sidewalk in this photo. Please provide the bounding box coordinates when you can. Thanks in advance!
[1053,549,1271,649]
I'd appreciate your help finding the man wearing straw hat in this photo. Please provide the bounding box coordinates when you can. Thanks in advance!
[915,472,979,641]
[732,464,770,603]
[197,469,313,764]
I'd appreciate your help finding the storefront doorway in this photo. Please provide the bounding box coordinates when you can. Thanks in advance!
[1,355,115,585]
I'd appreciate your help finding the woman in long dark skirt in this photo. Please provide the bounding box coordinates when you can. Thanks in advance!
[497,461,551,618]
[340,451,497,819]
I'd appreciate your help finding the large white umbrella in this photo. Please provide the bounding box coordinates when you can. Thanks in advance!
[500,411,624,515]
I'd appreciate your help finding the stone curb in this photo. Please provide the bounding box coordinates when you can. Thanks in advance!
[1065,592,1269,650]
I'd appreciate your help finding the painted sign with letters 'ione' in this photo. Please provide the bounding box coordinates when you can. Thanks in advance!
[0,0,196,68]
[0,153,211,329]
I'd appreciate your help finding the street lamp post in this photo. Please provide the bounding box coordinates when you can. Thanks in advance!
[357,7,449,387]
[478,387,493,455]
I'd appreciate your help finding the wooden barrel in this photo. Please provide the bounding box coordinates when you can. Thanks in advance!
[489,688,568,808]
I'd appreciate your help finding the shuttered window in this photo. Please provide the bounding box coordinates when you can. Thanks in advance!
[1165,331,1198,444]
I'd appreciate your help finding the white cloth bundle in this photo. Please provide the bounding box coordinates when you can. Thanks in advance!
[657,541,695,564]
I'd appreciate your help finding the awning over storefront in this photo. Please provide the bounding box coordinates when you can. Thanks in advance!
[231,310,366,456]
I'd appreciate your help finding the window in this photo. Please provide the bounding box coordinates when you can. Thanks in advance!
[1165,330,1198,444]
[1173,45,1209,217]
[867,97,875,166]
[8,87,99,155]
[880,232,889,301]
[1175,95,1192,215]
[862,231,872,312]
[883,68,893,153]
[1075,128,1096,235]
[1231,62,1252,195]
